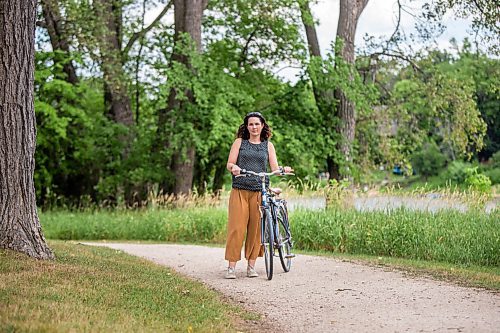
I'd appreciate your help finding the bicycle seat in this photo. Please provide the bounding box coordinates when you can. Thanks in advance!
[270,187,282,195]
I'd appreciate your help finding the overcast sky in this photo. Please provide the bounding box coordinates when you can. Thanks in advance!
[311,0,470,53]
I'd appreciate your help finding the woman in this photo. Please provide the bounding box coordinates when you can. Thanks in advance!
[224,112,293,279]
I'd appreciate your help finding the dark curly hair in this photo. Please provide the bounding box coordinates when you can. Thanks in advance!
[236,112,272,141]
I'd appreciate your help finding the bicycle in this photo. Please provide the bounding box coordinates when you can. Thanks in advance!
[237,168,295,280]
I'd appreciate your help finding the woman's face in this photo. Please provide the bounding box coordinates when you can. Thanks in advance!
[247,116,264,138]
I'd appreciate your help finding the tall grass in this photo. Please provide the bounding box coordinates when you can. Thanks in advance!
[41,206,499,267]
[292,208,499,267]
[42,208,228,243]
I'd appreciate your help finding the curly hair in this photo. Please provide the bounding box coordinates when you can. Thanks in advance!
[236,112,272,141]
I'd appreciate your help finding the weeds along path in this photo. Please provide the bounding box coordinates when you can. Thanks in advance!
[83,243,499,332]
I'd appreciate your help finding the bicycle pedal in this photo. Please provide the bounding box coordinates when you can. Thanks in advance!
[285,253,296,259]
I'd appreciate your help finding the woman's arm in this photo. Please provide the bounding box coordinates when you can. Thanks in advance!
[268,141,294,173]
[227,138,242,175]
[268,141,280,172]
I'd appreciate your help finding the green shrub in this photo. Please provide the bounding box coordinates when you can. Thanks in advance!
[491,151,500,168]
[445,160,474,183]
[484,167,500,185]
[411,141,446,177]
[464,167,492,191]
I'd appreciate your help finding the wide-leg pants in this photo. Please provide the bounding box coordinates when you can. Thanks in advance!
[224,188,264,262]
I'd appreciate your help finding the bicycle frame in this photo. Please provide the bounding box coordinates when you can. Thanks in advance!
[237,168,294,279]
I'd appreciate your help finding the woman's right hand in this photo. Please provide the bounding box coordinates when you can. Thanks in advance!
[231,164,241,176]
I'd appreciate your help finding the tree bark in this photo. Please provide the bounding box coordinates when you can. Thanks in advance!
[332,0,369,179]
[94,0,134,127]
[40,0,79,85]
[299,0,321,58]
[300,0,338,180]
[0,0,54,260]
[158,0,208,195]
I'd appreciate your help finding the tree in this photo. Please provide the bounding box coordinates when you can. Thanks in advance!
[299,0,338,179]
[0,0,54,259]
[332,0,369,179]
[157,0,208,195]
[39,0,79,84]
[385,52,487,166]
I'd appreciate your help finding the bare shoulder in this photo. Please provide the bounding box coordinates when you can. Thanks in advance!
[232,138,242,148]
[267,141,275,150]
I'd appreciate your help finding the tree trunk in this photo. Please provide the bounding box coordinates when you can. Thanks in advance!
[300,0,338,180]
[94,0,134,127]
[158,0,208,195]
[299,0,321,58]
[332,0,369,179]
[0,0,54,260]
[40,0,79,85]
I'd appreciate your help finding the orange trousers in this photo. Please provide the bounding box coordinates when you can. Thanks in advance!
[225,188,264,262]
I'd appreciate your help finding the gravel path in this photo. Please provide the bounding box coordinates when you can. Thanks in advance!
[83,243,499,333]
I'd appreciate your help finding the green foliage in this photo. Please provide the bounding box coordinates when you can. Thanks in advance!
[34,51,123,207]
[445,160,474,183]
[411,141,446,177]
[435,47,499,160]
[464,167,492,192]
[483,168,500,185]
[305,40,380,176]
[387,61,486,163]
[479,151,500,185]
[32,1,498,205]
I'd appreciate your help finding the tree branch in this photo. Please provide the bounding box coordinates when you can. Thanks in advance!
[238,29,257,68]
[385,0,402,51]
[36,20,47,28]
[370,51,422,73]
[123,0,173,57]
[471,0,487,18]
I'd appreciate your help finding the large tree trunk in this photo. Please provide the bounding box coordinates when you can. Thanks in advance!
[300,0,338,180]
[94,0,134,127]
[40,0,79,85]
[331,0,369,179]
[158,0,208,195]
[0,0,54,260]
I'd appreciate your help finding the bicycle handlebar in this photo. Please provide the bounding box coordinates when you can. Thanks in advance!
[236,168,295,178]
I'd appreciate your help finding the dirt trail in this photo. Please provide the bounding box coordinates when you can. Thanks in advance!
[83,243,499,333]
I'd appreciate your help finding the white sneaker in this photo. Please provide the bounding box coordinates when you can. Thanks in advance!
[247,266,259,278]
[225,267,236,279]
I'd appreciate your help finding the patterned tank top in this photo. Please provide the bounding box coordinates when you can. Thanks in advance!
[232,139,269,192]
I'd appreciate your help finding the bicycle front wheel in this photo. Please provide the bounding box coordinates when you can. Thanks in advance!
[277,205,292,272]
[263,209,274,280]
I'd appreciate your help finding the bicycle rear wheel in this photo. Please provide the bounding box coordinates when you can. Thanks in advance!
[276,204,292,272]
[263,209,274,280]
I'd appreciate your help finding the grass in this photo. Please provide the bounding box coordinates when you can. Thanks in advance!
[0,241,254,333]
[41,208,228,243]
[41,206,500,267]
[292,208,500,267]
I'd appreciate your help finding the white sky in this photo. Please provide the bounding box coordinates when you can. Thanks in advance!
[311,0,471,53]
[278,0,472,81]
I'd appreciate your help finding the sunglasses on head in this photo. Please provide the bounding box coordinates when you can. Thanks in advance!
[245,112,265,120]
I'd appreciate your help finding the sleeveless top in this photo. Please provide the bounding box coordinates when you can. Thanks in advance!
[232,140,269,192]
